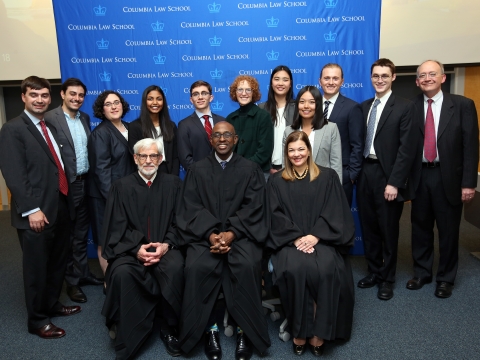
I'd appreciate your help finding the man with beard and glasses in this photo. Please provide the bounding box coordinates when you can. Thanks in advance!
[101,138,184,359]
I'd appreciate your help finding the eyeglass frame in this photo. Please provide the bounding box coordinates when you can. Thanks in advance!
[135,153,162,161]
[103,100,121,108]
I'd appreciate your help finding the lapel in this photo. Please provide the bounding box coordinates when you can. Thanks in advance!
[329,94,344,121]
[54,106,75,149]
[105,120,130,150]
[79,111,91,136]
[437,93,454,140]
[22,113,56,165]
[375,94,395,137]
[191,112,211,146]
[363,98,374,128]
[312,127,326,160]
[414,94,425,136]
[285,102,295,126]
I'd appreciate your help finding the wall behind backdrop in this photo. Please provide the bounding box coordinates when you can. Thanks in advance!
[52,0,380,125]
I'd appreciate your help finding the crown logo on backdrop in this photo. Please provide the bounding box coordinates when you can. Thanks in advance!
[324,0,338,8]
[266,50,279,61]
[153,54,166,64]
[96,39,109,49]
[211,101,224,111]
[210,69,223,79]
[161,87,168,94]
[208,2,221,13]
[209,36,222,46]
[99,71,111,81]
[266,17,279,27]
[93,5,106,16]
[324,31,337,42]
[151,21,165,31]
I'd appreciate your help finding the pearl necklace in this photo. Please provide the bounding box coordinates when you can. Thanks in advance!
[293,165,309,180]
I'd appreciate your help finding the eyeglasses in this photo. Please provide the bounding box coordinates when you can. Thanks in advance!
[371,75,391,81]
[136,153,161,161]
[236,88,252,94]
[212,132,235,139]
[104,100,121,107]
[191,91,210,98]
[418,72,441,79]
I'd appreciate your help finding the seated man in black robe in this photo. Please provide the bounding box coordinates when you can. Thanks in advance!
[176,121,271,360]
[101,138,184,360]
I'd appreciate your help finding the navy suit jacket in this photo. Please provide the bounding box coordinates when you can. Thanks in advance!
[328,94,364,184]
[45,106,91,183]
[177,112,225,170]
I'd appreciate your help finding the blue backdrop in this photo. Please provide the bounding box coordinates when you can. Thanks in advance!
[52,0,381,256]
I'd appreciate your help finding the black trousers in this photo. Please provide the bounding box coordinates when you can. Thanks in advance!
[64,178,90,285]
[411,166,462,284]
[17,194,70,330]
[357,162,404,283]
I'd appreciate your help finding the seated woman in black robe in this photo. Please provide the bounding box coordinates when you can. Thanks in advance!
[266,130,355,356]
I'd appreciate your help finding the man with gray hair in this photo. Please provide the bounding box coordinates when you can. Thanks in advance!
[101,138,184,359]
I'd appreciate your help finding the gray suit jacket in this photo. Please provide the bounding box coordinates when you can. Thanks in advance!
[45,106,91,183]
[283,124,342,181]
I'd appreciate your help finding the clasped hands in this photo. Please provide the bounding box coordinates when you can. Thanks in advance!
[209,231,236,254]
[294,235,319,253]
[136,242,169,266]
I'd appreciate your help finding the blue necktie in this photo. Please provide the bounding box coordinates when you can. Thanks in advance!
[363,99,381,158]
[220,161,227,169]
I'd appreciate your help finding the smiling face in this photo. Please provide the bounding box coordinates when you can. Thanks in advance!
[298,91,316,121]
[236,80,253,106]
[134,143,162,179]
[145,90,163,115]
[190,85,213,112]
[22,87,51,119]
[370,66,396,98]
[210,122,238,160]
[271,70,292,98]
[287,139,310,170]
[319,66,344,99]
[416,61,446,98]
[61,85,85,115]
[102,94,123,122]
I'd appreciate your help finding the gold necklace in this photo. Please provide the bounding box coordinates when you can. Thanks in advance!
[293,165,308,180]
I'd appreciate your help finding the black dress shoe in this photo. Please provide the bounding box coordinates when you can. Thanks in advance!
[205,330,222,360]
[161,327,181,357]
[79,274,104,286]
[377,282,394,300]
[406,277,432,290]
[66,285,87,303]
[29,323,65,339]
[308,343,324,357]
[51,305,82,317]
[292,342,306,356]
[235,333,253,360]
[357,273,378,288]
[435,282,454,298]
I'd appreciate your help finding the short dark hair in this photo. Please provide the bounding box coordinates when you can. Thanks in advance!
[371,58,395,75]
[320,63,344,79]
[229,75,261,103]
[61,78,87,94]
[92,90,129,121]
[190,80,212,95]
[21,76,51,94]
[291,86,327,131]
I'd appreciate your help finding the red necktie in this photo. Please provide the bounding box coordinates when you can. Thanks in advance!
[39,121,68,196]
[203,115,212,139]
[424,99,437,162]
[147,181,152,187]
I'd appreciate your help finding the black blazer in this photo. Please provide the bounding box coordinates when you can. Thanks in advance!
[361,93,417,202]
[257,100,296,127]
[328,94,364,184]
[45,106,91,183]
[87,120,136,200]
[177,112,225,170]
[411,92,479,206]
[128,118,180,175]
[0,112,75,229]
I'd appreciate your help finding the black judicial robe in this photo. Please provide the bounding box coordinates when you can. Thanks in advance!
[266,167,355,341]
[101,172,184,360]
[176,153,271,354]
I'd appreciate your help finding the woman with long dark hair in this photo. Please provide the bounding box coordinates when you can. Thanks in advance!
[258,65,296,174]
[128,85,179,175]
[283,86,342,181]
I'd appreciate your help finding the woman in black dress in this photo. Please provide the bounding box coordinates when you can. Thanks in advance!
[128,85,179,175]
[267,130,355,356]
[88,91,136,274]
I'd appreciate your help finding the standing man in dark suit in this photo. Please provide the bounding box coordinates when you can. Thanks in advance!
[357,59,417,300]
[407,60,479,298]
[0,76,80,338]
[319,63,364,205]
[45,78,103,304]
[177,80,225,171]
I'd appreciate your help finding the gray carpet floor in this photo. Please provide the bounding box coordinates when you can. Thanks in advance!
[0,203,479,359]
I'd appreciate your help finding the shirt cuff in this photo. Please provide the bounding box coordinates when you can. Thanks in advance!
[22,208,40,217]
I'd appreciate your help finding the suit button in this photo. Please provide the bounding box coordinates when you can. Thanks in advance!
[241,139,245,144]
[73,159,76,162]
[55,172,58,175]
[56,189,59,193]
